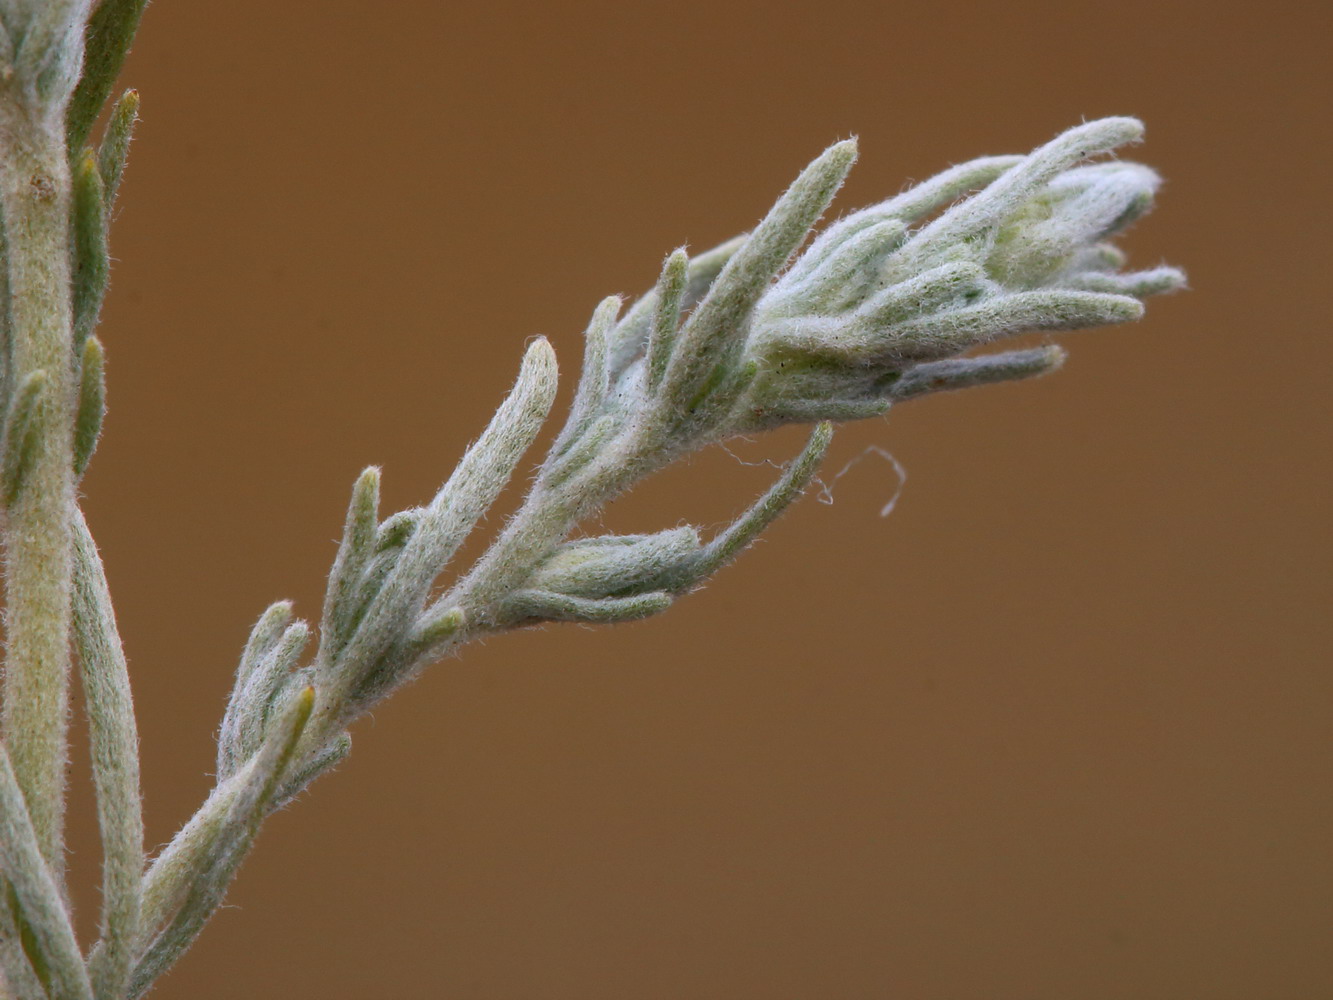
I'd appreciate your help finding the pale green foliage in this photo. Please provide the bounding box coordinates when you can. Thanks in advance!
[70,509,140,1000]
[0,3,1182,997]
[742,118,1183,429]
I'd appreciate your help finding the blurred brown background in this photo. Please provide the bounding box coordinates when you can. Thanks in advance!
[63,0,1329,997]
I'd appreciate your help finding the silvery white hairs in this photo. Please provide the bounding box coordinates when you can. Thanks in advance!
[142,116,1179,997]
[0,7,1181,989]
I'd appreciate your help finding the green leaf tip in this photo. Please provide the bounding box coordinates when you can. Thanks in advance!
[292,686,316,726]
[264,686,318,803]
[404,606,465,662]
[98,88,141,209]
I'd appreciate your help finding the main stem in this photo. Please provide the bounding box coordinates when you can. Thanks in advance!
[0,105,77,876]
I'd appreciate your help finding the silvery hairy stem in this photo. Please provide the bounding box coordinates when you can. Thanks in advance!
[0,2,146,997]
[0,0,92,883]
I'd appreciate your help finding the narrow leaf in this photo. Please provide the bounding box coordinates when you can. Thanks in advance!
[647,249,688,391]
[74,334,106,477]
[96,88,139,210]
[67,0,150,153]
[889,346,1066,400]
[0,205,12,410]
[782,155,1020,294]
[769,262,993,365]
[319,466,380,661]
[3,370,49,506]
[681,235,746,307]
[218,621,309,780]
[855,262,991,330]
[327,509,424,657]
[358,608,466,701]
[688,422,833,582]
[544,414,615,486]
[73,149,109,353]
[133,689,314,999]
[216,602,294,780]
[551,296,618,455]
[682,358,758,438]
[0,744,94,1000]
[406,606,465,657]
[0,886,47,1000]
[1060,266,1186,298]
[888,290,1143,363]
[662,140,857,413]
[758,397,892,429]
[375,509,421,550]
[7,881,54,997]
[604,235,747,379]
[342,532,414,638]
[529,527,701,599]
[767,218,907,317]
[72,507,144,1000]
[328,338,558,708]
[500,589,673,625]
[248,626,311,731]
[234,602,294,691]
[878,155,1025,224]
[271,731,352,811]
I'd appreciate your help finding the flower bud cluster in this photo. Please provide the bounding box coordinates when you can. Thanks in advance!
[735,118,1183,431]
